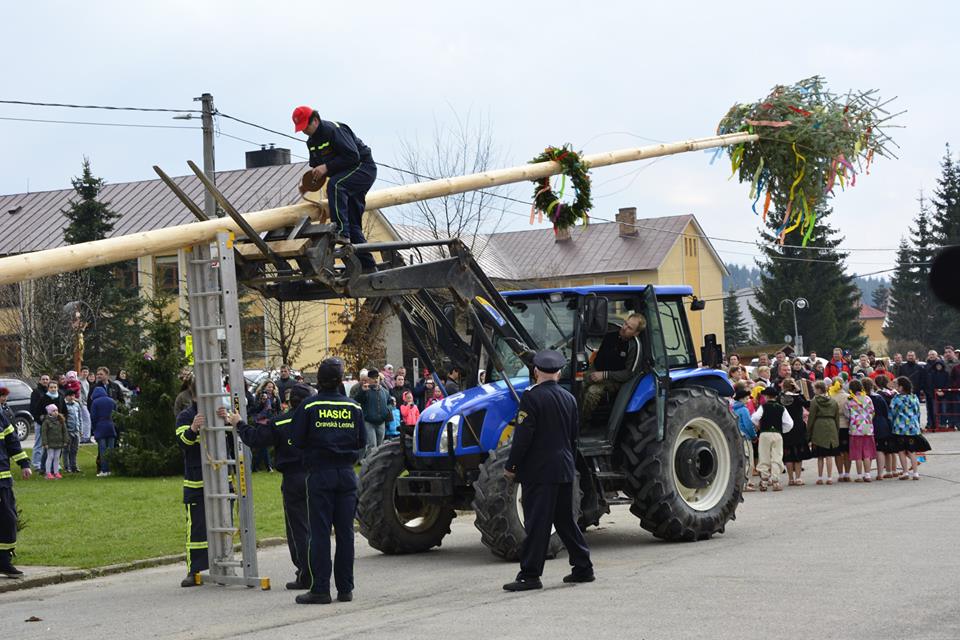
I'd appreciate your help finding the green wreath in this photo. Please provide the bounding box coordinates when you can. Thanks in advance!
[529,144,592,230]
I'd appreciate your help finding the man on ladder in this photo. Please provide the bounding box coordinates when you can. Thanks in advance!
[292,105,378,273]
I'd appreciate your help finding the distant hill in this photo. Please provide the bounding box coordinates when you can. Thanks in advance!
[723,263,887,304]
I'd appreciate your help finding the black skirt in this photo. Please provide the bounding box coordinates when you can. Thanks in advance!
[875,436,901,454]
[896,433,931,453]
[837,428,850,451]
[810,443,839,458]
[783,443,813,462]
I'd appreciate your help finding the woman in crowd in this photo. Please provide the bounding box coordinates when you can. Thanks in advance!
[249,380,281,472]
[830,375,853,482]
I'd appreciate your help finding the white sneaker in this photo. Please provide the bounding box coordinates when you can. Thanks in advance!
[96,472,106,477]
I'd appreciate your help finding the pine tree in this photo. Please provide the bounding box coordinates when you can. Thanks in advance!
[885,196,939,353]
[750,205,866,355]
[871,285,890,312]
[723,288,749,351]
[60,158,143,369]
[111,294,186,476]
[930,145,960,344]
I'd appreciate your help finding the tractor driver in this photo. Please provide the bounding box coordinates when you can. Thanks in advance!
[580,313,646,423]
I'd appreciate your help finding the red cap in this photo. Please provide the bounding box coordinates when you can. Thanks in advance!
[292,106,313,133]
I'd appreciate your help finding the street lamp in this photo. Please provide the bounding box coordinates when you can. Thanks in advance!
[779,298,809,355]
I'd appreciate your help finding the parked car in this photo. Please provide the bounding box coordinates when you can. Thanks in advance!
[0,378,37,441]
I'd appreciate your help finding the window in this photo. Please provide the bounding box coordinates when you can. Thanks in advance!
[657,299,695,368]
[0,335,21,374]
[155,256,179,294]
[487,295,577,381]
[0,284,19,309]
[241,315,265,359]
[112,260,139,292]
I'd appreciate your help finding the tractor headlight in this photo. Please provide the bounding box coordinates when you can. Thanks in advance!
[438,415,462,454]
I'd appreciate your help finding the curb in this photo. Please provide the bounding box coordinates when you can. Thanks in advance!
[0,537,288,594]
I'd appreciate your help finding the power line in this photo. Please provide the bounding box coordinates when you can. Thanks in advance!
[0,99,201,113]
[0,116,201,130]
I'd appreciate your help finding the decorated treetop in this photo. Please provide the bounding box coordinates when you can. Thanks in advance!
[718,76,901,245]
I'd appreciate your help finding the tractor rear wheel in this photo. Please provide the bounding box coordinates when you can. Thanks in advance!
[357,439,455,554]
[472,445,581,561]
[619,386,744,541]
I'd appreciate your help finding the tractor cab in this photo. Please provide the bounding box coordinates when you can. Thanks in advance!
[485,285,700,446]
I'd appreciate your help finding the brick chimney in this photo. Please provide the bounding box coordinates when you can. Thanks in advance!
[617,207,638,238]
[555,226,572,243]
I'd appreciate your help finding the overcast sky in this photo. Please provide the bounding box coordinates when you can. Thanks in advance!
[3,1,957,284]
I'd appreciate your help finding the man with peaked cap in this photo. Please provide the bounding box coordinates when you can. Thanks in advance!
[502,350,593,592]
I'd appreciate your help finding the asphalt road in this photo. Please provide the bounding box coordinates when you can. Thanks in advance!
[3,433,959,640]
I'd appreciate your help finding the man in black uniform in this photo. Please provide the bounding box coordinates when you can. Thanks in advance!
[175,401,208,587]
[503,350,593,592]
[292,105,378,272]
[0,390,31,576]
[225,383,315,590]
[290,358,366,604]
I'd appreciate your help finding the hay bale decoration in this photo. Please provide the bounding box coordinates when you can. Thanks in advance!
[718,76,901,245]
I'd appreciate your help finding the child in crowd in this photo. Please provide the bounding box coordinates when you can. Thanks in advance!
[400,390,420,432]
[41,404,67,479]
[750,386,794,492]
[807,380,840,484]
[731,385,757,492]
[862,377,892,481]
[384,397,401,440]
[426,385,444,408]
[63,389,81,473]
[845,379,876,482]
[780,378,811,486]
[890,377,931,481]
[829,375,853,482]
[875,374,903,476]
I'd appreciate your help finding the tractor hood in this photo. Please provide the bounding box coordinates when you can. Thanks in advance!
[420,378,531,424]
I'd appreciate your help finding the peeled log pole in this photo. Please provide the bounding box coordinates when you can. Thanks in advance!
[0,132,757,286]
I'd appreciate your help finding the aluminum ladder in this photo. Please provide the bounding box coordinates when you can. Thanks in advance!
[184,231,269,589]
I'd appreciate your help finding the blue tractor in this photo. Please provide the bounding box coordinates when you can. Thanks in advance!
[355,272,745,559]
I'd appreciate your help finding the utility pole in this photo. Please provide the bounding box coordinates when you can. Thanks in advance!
[195,92,218,218]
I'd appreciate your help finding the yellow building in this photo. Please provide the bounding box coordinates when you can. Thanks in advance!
[859,303,888,355]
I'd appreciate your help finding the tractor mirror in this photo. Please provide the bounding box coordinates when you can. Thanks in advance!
[690,297,706,311]
[583,296,608,335]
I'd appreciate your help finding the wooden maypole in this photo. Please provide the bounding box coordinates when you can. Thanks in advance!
[0,132,756,286]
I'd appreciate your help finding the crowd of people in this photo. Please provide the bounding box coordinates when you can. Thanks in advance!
[724,346,941,491]
[0,366,136,479]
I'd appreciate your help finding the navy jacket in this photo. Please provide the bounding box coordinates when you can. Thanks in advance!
[90,387,117,440]
[306,119,373,176]
[175,404,203,503]
[506,381,578,484]
[291,391,366,469]
[235,409,304,474]
[0,410,29,487]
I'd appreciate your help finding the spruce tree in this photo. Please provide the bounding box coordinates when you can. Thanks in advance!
[750,205,866,355]
[885,238,928,354]
[871,285,890,312]
[111,294,185,476]
[61,158,143,369]
[723,288,749,351]
[930,146,960,344]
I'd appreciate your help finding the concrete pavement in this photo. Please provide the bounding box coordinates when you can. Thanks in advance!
[2,432,959,640]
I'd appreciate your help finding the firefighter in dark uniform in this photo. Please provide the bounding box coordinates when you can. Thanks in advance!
[292,105,378,272]
[0,388,31,577]
[290,358,366,605]
[176,401,208,587]
[503,350,594,592]
[225,383,316,590]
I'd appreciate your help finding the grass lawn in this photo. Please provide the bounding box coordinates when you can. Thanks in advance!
[13,445,288,568]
